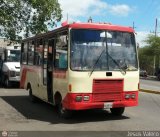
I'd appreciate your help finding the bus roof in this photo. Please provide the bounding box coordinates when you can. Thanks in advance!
[22,22,134,42]
[67,22,134,32]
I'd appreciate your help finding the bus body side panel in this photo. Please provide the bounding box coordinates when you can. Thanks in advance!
[20,65,47,100]
[21,65,69,104]
[37,67,48,101]
[53,69,68,101]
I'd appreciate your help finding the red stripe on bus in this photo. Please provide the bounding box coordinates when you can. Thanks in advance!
[20,68,27,88]
[20,67,37,88]
[53,70,66,79]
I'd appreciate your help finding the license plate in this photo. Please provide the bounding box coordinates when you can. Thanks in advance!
[104,102,113,109]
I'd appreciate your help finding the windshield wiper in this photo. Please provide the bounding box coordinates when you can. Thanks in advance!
[105,31,127,75]
[89,50,127,77]
[89,50,105,77]
[107,53,127,75]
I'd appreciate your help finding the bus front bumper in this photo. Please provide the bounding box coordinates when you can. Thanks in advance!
[62,92,138,110]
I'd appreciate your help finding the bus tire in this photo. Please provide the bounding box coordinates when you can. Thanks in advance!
[4,77,11,88]
[28,85,38,103]
[110,107,125,116]
[58,103,72,119]
[157,73,160,81]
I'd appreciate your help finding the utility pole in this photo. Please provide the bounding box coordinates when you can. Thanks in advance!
[155,18,160,69]
[155,18,158,37]
[153,18,158,75]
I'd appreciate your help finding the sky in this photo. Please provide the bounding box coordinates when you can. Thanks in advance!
[58,0,160,47]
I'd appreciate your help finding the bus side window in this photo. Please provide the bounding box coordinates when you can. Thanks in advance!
[28,41,34,65]
[55,32,68,69]
[35,39,43,66]
[21,42,28,64]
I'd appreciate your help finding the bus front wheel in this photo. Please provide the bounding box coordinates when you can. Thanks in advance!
[110,107,125,116]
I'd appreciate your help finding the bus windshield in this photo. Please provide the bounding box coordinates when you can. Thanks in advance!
[6,50,21,62]
[70,29,138,71]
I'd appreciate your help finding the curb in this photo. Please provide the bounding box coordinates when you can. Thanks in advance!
[140,89,160,95]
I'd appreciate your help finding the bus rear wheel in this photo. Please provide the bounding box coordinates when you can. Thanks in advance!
[58,103,72,119]
[110,107,125,116]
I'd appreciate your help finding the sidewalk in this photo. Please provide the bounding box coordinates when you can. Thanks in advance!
[140,76,160,94]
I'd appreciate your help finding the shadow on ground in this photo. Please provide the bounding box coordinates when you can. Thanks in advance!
[1,95,129,124]
[0,82,20,89]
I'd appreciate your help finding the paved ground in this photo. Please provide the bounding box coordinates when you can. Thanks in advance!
[0,88,160,133]
[140,78,160,92]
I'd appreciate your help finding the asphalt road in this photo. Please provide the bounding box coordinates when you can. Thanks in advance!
[0,88,160,137]
[140,78,160,91]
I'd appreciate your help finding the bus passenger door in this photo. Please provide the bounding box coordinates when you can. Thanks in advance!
[46,39,54,103]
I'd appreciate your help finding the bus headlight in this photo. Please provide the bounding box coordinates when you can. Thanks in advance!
[125,94,130,99]
[84,96,90,101]
[75,96,82,102]
[131,94,136,99]
[10,71,16,77]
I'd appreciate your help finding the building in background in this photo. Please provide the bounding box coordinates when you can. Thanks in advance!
[0,38,9,47]
[0,38,20,58]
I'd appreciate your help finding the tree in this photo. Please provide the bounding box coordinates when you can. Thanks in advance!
[138,47,154,74]
[0,0,62,42]
[138,35,160,75]
[146,35,160,72]
[145,35,160,56]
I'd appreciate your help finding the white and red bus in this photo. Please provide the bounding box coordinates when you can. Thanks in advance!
[20,22,139,118]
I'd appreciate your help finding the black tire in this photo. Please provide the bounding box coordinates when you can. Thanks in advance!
[58,103,72,119]
[0,78,2,87]
[4,77,11,88]
[157,73,160,81]
[110,107,125,116]
[28,86,38,103]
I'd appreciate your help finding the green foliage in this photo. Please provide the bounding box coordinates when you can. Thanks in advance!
[139,35,160,74]
[138,47,154,74]
[0,0,62,42]
[145,35,160,55]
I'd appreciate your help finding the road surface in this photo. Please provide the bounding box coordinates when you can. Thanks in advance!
[140,78,160,92]
[0,88,160,137]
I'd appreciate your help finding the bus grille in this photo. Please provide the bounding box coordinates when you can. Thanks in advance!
[92,79,123,102]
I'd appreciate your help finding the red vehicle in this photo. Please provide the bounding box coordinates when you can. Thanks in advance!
[20,22,139,118]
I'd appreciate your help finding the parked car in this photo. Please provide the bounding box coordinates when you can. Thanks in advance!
[140,69,147,77]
